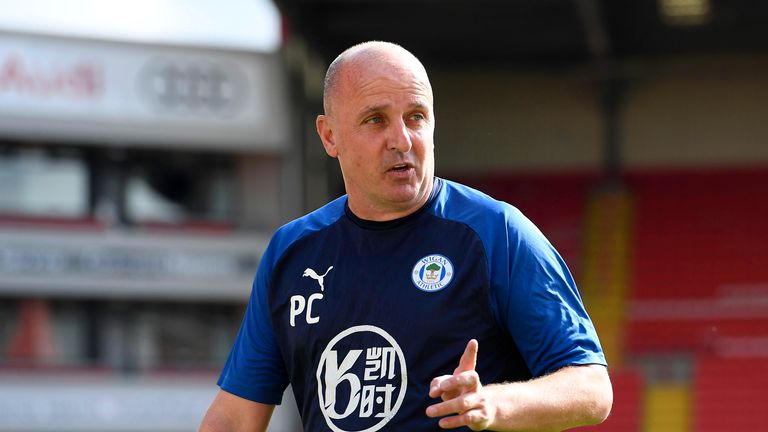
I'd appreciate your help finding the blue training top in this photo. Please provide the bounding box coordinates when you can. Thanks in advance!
[218,177,605,431]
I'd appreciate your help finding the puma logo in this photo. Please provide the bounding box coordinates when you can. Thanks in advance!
[303,266,334,291]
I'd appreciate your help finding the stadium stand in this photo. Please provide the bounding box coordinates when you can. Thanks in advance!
[626,169,768,355]
[693,357,768,431]
[462,168,768,430]
[628,168,768,299]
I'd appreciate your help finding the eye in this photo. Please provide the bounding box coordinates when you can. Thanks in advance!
[364,115,384,124]
[409,112,426,122]
[408,112,428,124]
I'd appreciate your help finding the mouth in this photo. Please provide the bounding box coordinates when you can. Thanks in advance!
[388,162,413,173]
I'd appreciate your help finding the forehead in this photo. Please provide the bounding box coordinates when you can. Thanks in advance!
[339,55,433,112]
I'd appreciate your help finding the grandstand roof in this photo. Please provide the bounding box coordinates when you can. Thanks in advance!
[277,0,768,68]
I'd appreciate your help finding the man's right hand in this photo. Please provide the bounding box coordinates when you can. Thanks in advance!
[426,339,498,430]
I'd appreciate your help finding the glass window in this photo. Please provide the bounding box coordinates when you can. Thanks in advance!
[0,298,242,372]
[124,151,236,226]
[0,147,87,218]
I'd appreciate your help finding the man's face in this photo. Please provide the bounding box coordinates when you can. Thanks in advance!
[317,56,435,221]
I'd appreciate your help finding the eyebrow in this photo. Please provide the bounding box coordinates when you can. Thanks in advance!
[359,101,430,118]
[359,104,389,118]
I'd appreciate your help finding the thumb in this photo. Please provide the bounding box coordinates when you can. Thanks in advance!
[454,339,478,374]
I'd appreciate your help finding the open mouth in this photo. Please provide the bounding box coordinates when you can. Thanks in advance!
[391,163,409,172]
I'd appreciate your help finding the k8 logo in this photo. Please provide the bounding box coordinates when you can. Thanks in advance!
[316,325,407,432]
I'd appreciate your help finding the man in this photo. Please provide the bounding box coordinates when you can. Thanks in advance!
[201,41,612,431]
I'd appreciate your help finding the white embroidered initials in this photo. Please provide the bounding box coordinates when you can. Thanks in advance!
[290,266,333,327]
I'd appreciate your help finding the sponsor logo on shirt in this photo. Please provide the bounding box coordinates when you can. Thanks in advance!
[317,325,407,432]
[411,254,454,292]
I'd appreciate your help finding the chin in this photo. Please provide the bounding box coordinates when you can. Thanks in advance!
[386,185,425,206]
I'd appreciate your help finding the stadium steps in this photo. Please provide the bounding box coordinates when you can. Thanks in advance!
[642,382,691,432]
[579,185,633,368]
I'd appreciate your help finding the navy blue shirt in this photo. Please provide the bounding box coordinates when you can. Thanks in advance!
[219,178,605,431]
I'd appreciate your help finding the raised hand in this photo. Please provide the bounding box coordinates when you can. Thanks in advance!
[426,339,496,430]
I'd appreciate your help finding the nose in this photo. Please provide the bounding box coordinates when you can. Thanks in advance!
[387,118,413,153]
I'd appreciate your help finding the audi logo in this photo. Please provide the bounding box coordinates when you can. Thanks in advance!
[138,58,247,116]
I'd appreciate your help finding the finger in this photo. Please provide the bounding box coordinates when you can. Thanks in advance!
[454,339,478,374]
[437,414,469,430]
[432,372,480,402]
[437,412,473,430]
[429,375,452,398]
[426,388,480,418]
[426,398,463,419]
[438,411,489,431]
[438,371,480,395]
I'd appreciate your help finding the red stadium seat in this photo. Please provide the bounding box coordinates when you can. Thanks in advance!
[626,169,768,355]
[693,357,768,431]
[628,169,768,300]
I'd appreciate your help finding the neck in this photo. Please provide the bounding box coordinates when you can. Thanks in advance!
[347,179,435,222]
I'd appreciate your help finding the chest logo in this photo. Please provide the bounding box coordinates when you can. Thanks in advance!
[317,325,407,432]
[303,266,334,291]
[290,266,333,327]
[411,254,454,292]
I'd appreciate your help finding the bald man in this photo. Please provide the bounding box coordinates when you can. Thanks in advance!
[200,41,612,431]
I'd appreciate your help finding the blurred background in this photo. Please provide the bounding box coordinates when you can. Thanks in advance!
[1,0,767,430]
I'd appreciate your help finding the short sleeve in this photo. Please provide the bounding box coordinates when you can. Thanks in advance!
[494,208,606,377]
[217,242,289,404]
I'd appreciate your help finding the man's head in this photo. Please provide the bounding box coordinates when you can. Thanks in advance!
[316,41,436,221]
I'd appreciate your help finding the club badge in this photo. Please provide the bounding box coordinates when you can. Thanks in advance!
[411,254,454,292]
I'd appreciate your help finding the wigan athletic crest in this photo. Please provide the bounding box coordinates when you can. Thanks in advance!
[411,254,454,292]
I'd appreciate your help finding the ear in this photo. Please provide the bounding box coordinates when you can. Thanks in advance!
[316,115,339,158]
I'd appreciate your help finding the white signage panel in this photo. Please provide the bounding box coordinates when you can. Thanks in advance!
[0,376,301,432]
[0,229,268,300]
[0,33,289,150]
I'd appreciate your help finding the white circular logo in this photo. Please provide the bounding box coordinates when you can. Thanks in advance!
[317,325,408,432]
[411,254,454,292]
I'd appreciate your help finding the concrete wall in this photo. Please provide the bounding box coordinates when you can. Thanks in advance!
[432,70,603,174]
[429,55,768,175]
[623,56,768,168]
